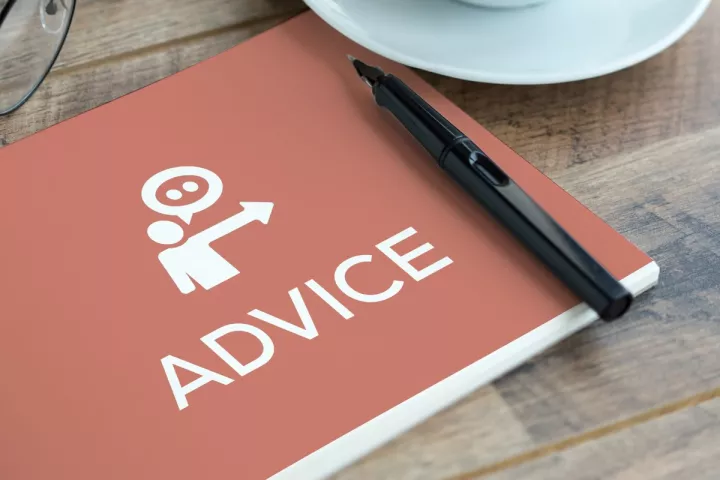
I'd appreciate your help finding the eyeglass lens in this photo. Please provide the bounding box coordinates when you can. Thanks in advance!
[0,0,75,115]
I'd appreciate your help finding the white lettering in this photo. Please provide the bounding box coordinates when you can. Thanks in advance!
[248,288,319,339]
[305,279,354,319]
[162,226,455,411]
[376,227,452,281]
[334,254,403,303]
[161,355,234,411]
[201,323,275,376]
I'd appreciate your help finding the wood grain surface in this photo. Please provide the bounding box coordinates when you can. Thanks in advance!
[2,0,720,478]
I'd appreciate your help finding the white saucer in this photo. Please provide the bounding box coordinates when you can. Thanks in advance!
[304,0,712,84]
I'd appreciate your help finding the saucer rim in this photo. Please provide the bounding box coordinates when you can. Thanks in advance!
[304,0,712,84]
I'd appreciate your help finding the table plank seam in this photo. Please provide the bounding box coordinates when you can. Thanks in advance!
[50,11,303,79]
[443,385,720,479]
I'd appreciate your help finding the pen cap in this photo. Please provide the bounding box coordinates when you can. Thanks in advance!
[373,75,463,162]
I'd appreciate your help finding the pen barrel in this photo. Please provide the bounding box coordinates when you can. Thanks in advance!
[442,140,633,321]
[373,75,463,161]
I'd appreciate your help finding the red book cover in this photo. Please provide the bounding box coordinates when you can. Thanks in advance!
[0,12,657,480]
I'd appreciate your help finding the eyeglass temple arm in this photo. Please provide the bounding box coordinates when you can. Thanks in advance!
[0,0,19,30]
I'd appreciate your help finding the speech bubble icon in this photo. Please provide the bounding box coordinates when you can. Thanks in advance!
[141,166,223,224]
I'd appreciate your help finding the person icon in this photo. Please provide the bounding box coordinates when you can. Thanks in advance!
[146,201,274,294]
[142,166,273,294]
[147,220,239,294]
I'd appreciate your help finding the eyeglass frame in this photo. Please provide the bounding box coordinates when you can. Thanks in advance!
[0,0,76,116]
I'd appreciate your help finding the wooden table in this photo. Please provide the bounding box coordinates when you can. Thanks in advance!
[3,1,720,478]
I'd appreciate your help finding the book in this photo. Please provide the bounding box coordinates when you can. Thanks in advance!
[0,11,658,480]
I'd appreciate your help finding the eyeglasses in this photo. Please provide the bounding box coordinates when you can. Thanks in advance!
[0,0,75,116]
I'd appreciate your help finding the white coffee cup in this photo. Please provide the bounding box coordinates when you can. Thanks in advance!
[457,0,550,7]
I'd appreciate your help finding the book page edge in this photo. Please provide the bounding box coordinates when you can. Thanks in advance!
[270,261,660,480]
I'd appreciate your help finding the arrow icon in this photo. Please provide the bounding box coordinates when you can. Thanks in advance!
[239,202,274,225]
[193,202,274,244]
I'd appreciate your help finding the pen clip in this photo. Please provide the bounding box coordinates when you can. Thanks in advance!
[470,152,509,187]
